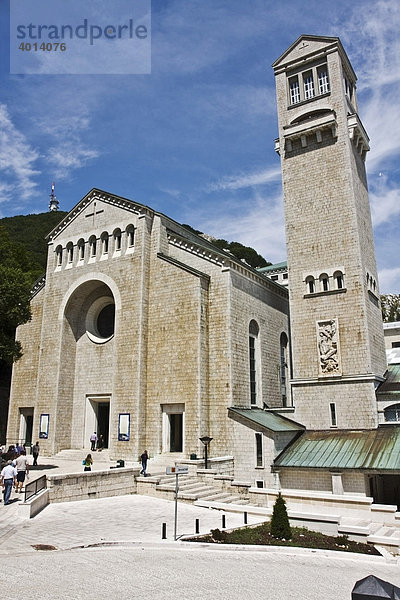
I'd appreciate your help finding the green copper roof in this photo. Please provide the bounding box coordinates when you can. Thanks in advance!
[228,407,304,433]
[274,427,400,471]
[377,364,400,395]
[257,261,288,273]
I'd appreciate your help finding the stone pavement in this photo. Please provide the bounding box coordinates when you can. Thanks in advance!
[1,456,400,599]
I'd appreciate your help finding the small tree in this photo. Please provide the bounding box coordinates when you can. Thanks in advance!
[270,492,292,540]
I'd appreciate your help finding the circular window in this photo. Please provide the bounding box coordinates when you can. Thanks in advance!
[86,297,115,343]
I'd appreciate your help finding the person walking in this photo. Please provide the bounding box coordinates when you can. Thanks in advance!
[82,454,93,472]
[32,442,40,466]
[140,450,149,476]
[90,432,98,451]
[97,434,104,451]
[15,450,30,493]
[1,460,17,505]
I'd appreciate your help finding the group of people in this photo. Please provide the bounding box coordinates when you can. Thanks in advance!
[89,432,105,452]
[0,441,39,506]
[83,437,149,476]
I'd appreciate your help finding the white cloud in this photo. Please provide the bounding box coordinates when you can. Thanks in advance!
[0,104,40,204]
[379,267,400,295]
[209,166,281,191]
[370,180,400,227]
[47,144,99,180]
[196,190,286,264]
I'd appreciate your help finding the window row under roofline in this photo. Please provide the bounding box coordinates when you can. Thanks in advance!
[54,225,136,270]
[288,62,330,107]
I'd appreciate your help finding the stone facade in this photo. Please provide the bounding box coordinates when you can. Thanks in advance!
[273,35,387,430]
[7,190,290,467]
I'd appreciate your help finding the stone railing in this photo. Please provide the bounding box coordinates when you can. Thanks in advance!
[47,467,140,503]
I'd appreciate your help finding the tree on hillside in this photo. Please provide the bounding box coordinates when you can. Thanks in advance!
[381,294,400,323]
[0,226,33,365]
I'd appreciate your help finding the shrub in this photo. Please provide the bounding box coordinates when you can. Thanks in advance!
[270,493,292,540]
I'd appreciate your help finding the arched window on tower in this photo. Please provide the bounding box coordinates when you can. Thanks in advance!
[280,332,289,407]
[305,276,315,294]
[320,273,329,292]
[333,270,344,290]
[249,320,260,407]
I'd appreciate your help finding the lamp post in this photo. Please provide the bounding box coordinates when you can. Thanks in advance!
[199,436,213,469]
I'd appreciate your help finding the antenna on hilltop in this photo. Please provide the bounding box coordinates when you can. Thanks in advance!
[49,181,59,212]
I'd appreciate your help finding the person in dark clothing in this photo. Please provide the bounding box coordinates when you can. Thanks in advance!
[140,450,149,476]
[32,442,40,466]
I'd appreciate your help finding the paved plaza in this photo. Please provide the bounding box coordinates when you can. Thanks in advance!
[1,456,400,599]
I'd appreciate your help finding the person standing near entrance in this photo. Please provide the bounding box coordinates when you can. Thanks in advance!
[140,450,149,476]
[32,442,39,466]
[90,432,98,451]
[1,461,17,505]
[15,450,30,493]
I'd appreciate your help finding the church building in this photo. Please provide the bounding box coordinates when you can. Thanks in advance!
[7,36,400,506]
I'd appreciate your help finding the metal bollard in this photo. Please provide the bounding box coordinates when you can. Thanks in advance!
[244,511,248,525]
[195,518,200,534]
[222,514,226,529]
[162,522,167,539]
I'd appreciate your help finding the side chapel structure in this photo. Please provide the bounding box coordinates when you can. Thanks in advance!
[7,36,400,507]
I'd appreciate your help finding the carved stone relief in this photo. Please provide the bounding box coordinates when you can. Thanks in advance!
[317,319,341,375]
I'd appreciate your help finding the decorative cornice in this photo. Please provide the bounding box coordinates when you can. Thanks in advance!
[347,114,369,158]
[47,189,153,242]
[30,274,46,299]
[167,231,289,299]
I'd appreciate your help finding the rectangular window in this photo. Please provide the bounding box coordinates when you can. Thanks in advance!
[392,342,400,348]
[256,480,264,488]
[330,403,337,427]
[344,76,352,99]
[255,433,263,467]
[318,65,330,94]
[249,336,257,405]
[303,71,315,100]
[289,76,300,104]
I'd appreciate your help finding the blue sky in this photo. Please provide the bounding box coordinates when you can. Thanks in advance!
[1,0,399,293]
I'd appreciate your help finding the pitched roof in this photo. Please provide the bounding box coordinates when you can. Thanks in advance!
[274,427,400,471]
[228,407,304,433]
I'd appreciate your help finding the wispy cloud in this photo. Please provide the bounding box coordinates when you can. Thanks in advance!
[196,190,286,263]
[0,104,40,204]
[37,108,100,180]
[209,166,281,191]
[370,176,400,227]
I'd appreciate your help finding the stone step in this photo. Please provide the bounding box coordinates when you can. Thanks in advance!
[54,449,112,462]
[367,526,400,547]
[338,518,371,536]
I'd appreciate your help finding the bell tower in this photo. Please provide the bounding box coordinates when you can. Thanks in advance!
[273,35,387,429]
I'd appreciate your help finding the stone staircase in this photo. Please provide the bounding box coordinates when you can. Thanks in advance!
[138,473,249,505]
